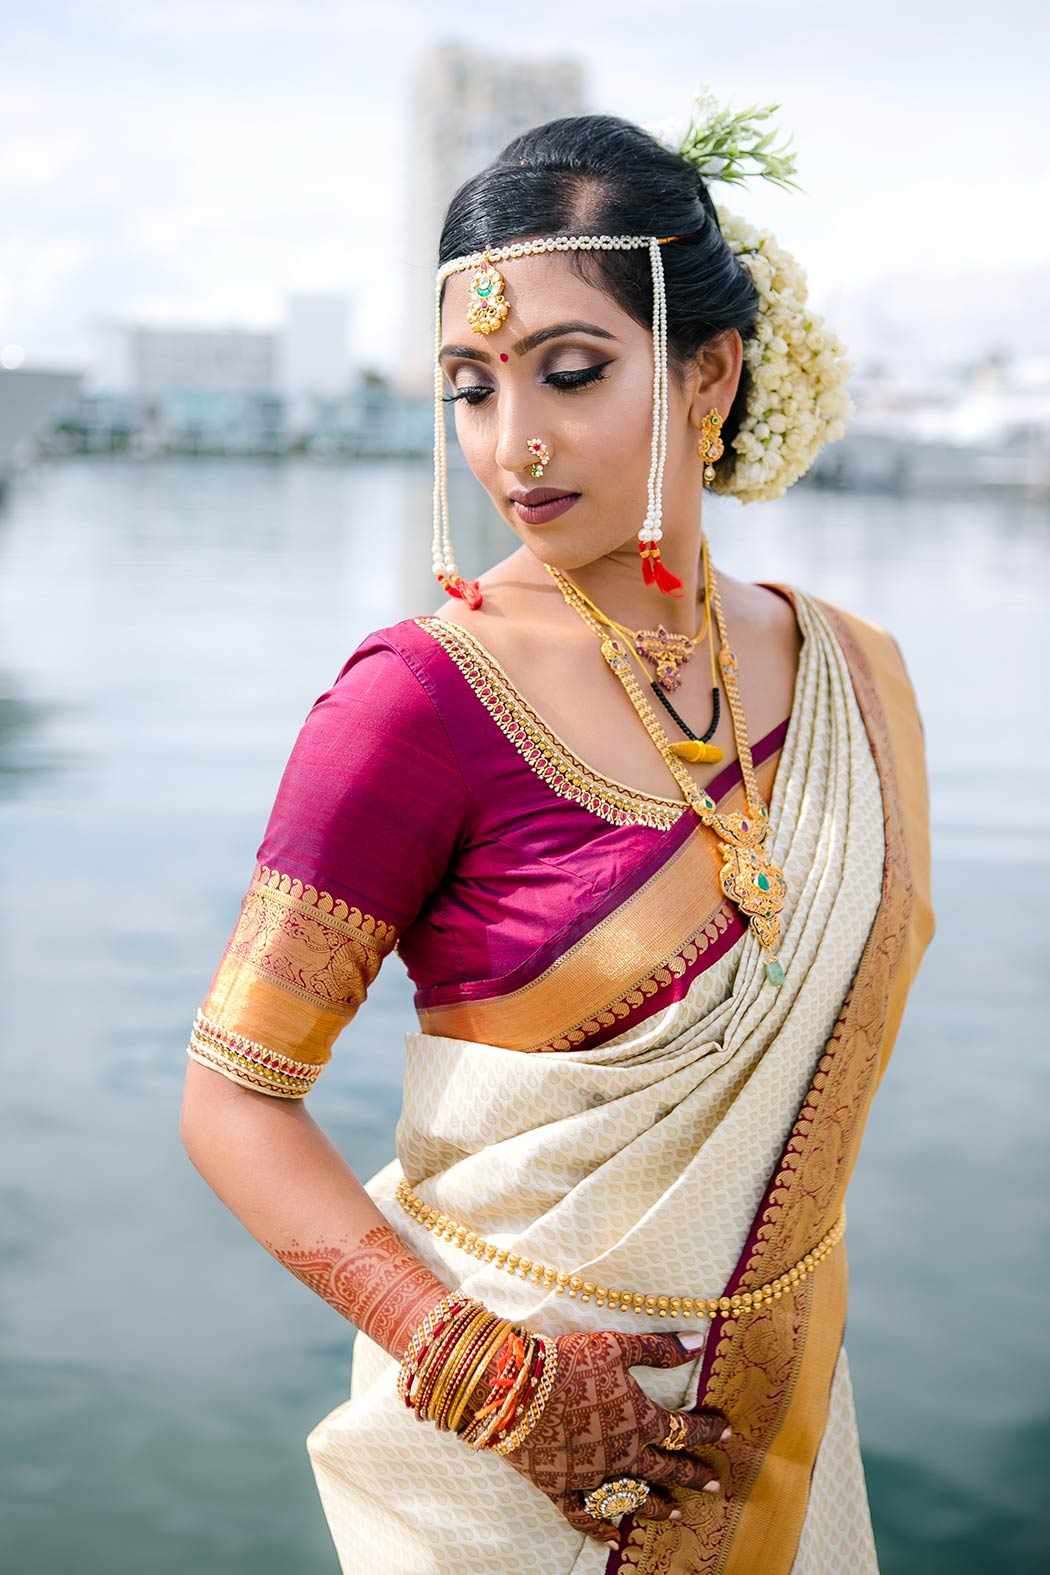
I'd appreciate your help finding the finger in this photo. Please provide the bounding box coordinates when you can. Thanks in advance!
[633,1485,681,1522]
[615,1330,697,1371]
[550,1492,621,1549]
[635,1445,720,1494]
[643,1398,731,1449]
[634,1389,730,1451]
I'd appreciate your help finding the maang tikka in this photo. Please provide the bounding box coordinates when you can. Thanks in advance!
[434,234,700,608]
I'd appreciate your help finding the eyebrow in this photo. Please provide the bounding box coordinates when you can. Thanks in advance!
[438,320,620,365]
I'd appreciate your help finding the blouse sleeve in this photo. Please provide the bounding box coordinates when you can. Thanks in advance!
[185,632,470,1099]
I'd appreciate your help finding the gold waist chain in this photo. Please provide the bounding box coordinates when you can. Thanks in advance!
[395,1177,846,1321]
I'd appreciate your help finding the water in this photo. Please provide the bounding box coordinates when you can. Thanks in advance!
[1,456,1047,1573]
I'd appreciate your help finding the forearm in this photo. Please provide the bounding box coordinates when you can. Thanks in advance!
[179,1057,449,1360]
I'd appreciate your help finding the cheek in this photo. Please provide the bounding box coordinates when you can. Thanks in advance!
[453,413,495,477]
[583,365,653,462]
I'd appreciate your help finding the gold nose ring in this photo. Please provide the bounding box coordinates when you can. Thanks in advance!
[526,438,551,477]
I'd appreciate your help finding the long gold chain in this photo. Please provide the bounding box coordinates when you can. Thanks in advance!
[542,542,788,987]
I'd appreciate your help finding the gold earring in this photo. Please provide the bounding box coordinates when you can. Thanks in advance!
[699,408,724,484]
[526,438,551,477]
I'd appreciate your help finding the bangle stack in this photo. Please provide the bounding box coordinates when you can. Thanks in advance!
[397,1293,559,1456]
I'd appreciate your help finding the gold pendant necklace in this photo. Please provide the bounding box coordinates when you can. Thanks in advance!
[543,541,787,988]
[631,611,709,692]
[553,547,724,766]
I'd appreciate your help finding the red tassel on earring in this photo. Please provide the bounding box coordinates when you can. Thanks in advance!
[650,545,684,596]
[638,539,656,586]
[439,571,484,609]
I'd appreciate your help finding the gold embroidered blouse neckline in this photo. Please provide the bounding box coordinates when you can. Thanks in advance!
[414,607,795,831]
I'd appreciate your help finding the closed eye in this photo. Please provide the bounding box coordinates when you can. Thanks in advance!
[442,361,612,406]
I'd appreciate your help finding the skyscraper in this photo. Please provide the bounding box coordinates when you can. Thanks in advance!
[399,41,585,395]
[281,293,351,398]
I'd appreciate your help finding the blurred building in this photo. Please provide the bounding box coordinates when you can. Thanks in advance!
[280,293,351,396]
[0,365,84,498]
[399,41,586,395]
[811,352,1050,494]
[279,293,353,443]
[92,323,278,395]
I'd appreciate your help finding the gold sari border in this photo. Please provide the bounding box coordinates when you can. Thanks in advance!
[618,592,932,1575]
[417,765,778,1054]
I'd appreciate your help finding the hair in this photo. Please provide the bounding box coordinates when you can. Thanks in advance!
[438,113,761,474]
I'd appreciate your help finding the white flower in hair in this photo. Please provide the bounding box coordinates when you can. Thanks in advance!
[711,203,855,503]
[643,84,718,158]
[651,83,854,501]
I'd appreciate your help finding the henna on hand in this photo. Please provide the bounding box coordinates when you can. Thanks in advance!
[266,1223,449,1359]
[500,1330,727,1546]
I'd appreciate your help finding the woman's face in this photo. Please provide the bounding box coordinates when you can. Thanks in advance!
[439,251,716,573]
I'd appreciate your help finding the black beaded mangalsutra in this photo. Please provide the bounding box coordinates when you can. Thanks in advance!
[650,682,721,748]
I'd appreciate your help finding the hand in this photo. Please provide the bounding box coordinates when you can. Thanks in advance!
[496,1330,729,1549]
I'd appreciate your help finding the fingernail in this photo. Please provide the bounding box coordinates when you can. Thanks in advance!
[720,1425,733,1440]
[703,1479,720,1493]
[670,1508,682,1520]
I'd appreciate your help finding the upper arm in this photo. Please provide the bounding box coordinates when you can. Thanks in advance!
[184,635,470,1101]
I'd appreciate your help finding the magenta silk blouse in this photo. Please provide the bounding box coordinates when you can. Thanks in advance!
[253,609,790,1025]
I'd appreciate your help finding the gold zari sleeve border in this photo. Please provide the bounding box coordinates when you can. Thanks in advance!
[187,864,402,1098]
[395,1176,846,1320]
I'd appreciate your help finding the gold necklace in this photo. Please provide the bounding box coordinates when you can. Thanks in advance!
[628,595,711,692]
[543,541,788,988]
[551,533,724,765]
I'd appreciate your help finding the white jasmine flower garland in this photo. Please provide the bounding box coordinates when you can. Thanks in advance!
[644,86,855,503]
[713,203,855,503]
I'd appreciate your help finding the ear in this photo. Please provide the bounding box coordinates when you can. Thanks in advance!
[685,328,744,437]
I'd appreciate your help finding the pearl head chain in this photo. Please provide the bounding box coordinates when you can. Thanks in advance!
[434,234,683,604]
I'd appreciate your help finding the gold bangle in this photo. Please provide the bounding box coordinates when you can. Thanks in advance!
[463,1333,538,1449]
[422,1307,493,1424]
[435,1312,506,1430]
[491,1336,560,1455]
[397,1292,472,1407]
[396,1177,846,1320]
[446,1318,514,1434]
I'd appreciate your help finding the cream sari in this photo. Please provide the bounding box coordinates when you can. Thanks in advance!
[306,587,935,1574]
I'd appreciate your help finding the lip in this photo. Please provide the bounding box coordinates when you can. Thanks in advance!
[509,487,576,505]
[510,488,581,525]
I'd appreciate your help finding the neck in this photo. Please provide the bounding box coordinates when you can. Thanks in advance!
[536,535,712,637]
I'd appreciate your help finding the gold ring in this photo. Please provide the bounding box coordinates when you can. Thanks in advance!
[659,1412,690,1451]
[582,1476,651,1520]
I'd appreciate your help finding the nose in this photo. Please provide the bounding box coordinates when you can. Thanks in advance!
[492,382,548,477]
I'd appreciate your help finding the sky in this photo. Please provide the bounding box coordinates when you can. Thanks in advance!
[3,0,1048,382]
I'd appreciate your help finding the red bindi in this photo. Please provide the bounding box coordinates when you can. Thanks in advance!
[499,352,509,361]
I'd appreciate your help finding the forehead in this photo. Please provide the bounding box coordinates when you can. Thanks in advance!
[440,250,634,337]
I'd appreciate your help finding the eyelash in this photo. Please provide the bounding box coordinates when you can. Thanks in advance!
[442,362,611,406]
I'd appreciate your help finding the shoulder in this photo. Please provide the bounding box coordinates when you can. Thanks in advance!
[794,586,925,728]
[315,614,462,717]
[286,616,478,788]
[795,585,903,661]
